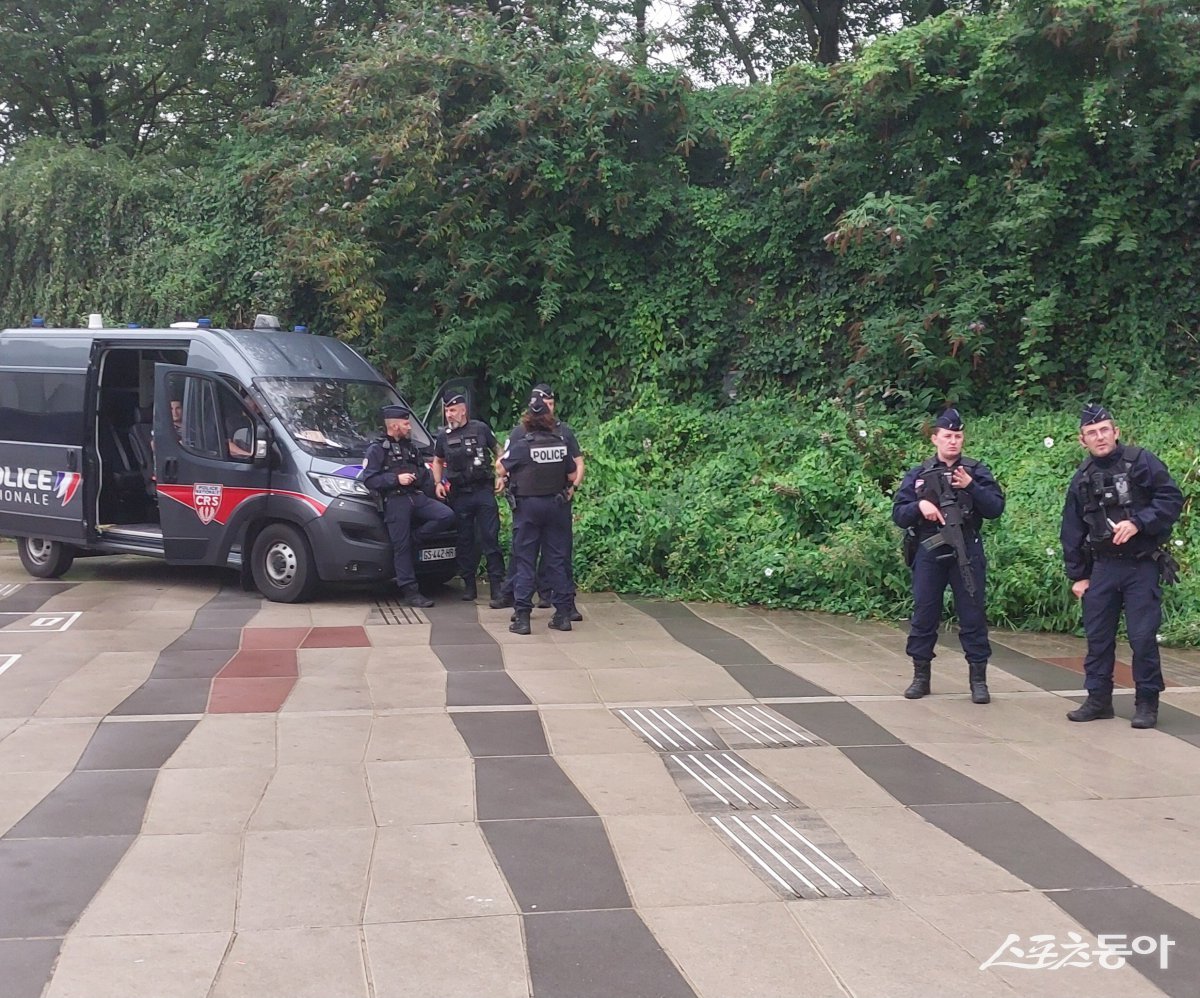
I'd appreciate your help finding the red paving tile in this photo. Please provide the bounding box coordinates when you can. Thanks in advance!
[240,627,310,649]
[300,626,371,649]
[1041,656,1172,689]
[208,677,296,713]
[218,650,299,679]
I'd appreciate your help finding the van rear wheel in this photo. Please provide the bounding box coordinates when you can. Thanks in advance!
[17,537,75,579]
[251,524,318,603]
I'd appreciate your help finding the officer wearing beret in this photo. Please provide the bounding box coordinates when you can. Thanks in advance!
[1060,404,1183,728]
[363,404,456,607]
[430,391,505,601]
[892,408,1005,702]
[498,395,581,634]
[494,383,585,618]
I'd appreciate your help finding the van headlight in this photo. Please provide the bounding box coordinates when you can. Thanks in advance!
[309,473,372,499]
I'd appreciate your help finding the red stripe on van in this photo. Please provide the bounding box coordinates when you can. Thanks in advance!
[156,484,328,525]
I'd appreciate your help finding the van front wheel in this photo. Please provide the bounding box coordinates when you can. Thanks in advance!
[250,524,318,603]
[18,537,75,579]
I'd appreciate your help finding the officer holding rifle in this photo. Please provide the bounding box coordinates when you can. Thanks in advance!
[892,408,1005,703]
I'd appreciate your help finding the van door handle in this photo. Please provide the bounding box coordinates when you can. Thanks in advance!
[163,458,178,482]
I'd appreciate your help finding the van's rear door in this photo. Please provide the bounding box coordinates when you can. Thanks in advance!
[153,364,271,564]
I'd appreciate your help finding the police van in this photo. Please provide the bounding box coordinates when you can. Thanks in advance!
[0,317,457,601]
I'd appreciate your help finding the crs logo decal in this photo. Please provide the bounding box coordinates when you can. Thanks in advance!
[192,483,223,525]
[54,472,82,506]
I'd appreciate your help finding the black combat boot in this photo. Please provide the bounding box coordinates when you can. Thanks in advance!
[1131,690,1160,729]
[568,600,583,622]
[548,612,572,632]
[904,661,932,699]
[1066,691,1114,722]
[460,575,478,601]
[400,583,433,608]
[968,662,990,705]
[509,609,531,635]
[489,589,514,609]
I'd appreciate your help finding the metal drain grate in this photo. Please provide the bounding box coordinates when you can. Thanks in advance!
[615,707,726,751]
[666,752,795,811]
[369,598,429,625]
[705,704,821,748]
[712,813,879,900]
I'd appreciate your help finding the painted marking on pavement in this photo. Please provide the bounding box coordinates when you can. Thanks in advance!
[706,703,819,747]
[669,752,794,810]
[0,654,20,676]
[0,611,82,632]
[616,707,718,750]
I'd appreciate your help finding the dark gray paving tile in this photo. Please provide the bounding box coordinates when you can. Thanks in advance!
[190,607,258,629]
[206,587,262,608]
[6,770,157,838]
[451,711,548,757]
[428,625,499,647]
[482,817,630,912]
[1052,886,1200,998]
[772,701,904,746]
[0,835,134,937]
[526,909,696,998]
[447,673,531,707]
[142,649,234,679]
[988,642,1082,690]
[0,937,63,998]
[165,628,244,652]
[110,678,212,715]
[433,644,507,672]
[913,802,1133,890]
[627,599,771,664]
[0,583,75,616]
[476,757,597,820]
[842,745,1008,806]
[725,663,831,698]
[76,719,197,771]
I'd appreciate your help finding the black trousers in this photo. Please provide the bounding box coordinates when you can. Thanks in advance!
[383,492,456,588]
[449,486,505,581]
[905,536,991,665]
[512,495,572,613]
[1082,557,1164,694]
[501,499,575,602]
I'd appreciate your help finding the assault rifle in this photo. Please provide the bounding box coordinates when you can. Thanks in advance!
[921,469,976,597]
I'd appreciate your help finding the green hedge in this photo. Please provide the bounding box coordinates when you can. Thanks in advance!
[571,394,1200,645]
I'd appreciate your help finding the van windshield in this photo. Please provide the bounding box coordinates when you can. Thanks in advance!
[256,378,430,459]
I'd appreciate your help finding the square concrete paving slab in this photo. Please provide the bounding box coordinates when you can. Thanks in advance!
[841,745,1010,806]
[447,671,532,707]
[75,718,198,771]
[524,908,697,998]
[661,664,760,700]
[210,926,368,998]
[0,719,97,773]
[1008,738,1200,799]
[903,891,1169,998]
[510,669,601,704]
[501,645,590,671]
[0,770,66,836]
[641,901,846,998]
[912,741,1098,803]
[773,701,904,746]
[45,931,231,998]
[366,758,476,826]
[787,895,1019,998]
[738,746,900,808]
[853,700,1006,745]
[1148,882,1200,916]
[72,832,241,935]
[249,765,375,830]
[276,714,372,766]
[162,715,276,769]
[475,756,597,820]
[7,769,157,838]
[367,713,470,762]
[724,663,832,698]
[0,938,63,998]
[817,805,1030,897]
[557,753,694,816]
[237,827,374,930]
[363,669,447,709]
[366,822,515,922]
[141,766,273,834]
[0,835,134,937]
[539,706,658,756]
[589,667,697,703]
[481,816,630,912]
[364,915,528,998]
[605,813,779,907]
[451,710,549,757]
[279,674,372,712]
[775,658,900,696]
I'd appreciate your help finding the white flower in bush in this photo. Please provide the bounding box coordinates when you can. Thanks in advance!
[764,567,775,577]
[1174,539,1184,547]
[1045,547,1055,557]
[858,429,867,437]
[1043,437,1054,448]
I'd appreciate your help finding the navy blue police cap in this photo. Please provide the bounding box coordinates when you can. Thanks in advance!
[381,404,411,420]
[1080,403,1112,427]
[934,407,963,431]
[530,383,554,400]
[528,396,550,416]
[442,390,466,407]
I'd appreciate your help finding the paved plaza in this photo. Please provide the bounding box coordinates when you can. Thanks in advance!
[3,546,1200,998]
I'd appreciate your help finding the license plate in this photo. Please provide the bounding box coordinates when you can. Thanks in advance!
[419,547,456,561]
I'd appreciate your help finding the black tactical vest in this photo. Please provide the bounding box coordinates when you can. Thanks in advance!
[916,456,979,526]
[375,435,422,492]
[509,429,569,497]
[442,420,493,486]
[1075,446,1150,543]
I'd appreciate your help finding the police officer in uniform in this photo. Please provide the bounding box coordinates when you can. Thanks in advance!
[1060,404,1182,729]
[892,408,1005,703]
[498,395,581,634]
[363,404,456,607]
[495,383,584,618]
[430,391,505,601]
